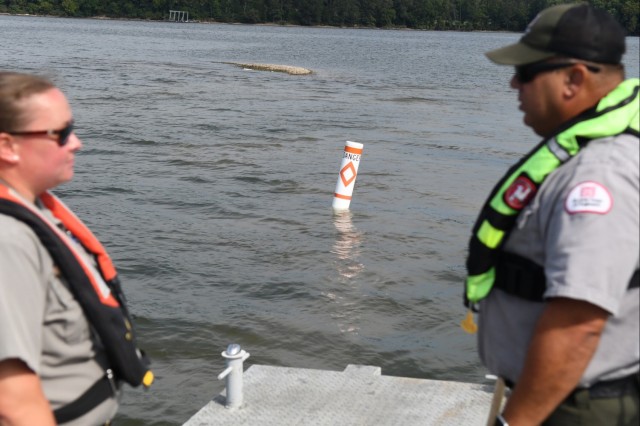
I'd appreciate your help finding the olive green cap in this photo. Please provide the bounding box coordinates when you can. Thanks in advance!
[486,3,626,66]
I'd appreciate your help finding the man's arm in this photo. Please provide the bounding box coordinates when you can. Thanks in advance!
[501,297,608,426]
[0,359,56,426]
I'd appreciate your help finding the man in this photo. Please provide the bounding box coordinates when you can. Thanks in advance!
[464,4,639,426]
[0,72,152,425]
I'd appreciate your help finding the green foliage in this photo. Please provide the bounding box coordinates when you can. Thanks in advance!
[61,0,79,15]
[2,0,638,34]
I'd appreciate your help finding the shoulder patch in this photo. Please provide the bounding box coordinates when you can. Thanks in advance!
[565,181,613,215]
[504,176,537,210]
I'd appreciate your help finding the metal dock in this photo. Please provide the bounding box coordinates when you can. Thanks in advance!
[183,363,496,425]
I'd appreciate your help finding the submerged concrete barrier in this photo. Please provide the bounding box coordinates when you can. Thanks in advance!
[225,62,312,75]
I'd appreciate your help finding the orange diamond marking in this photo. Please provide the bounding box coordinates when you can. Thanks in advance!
[340,162,357,187]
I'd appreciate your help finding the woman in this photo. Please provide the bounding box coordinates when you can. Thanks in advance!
[0,72,151,426]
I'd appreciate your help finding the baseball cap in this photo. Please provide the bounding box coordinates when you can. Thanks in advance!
[486,3,626,66]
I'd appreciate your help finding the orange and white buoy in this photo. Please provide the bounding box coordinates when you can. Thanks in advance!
[332,141,364,211]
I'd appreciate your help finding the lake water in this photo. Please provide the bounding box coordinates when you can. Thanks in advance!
[1,15,638,425]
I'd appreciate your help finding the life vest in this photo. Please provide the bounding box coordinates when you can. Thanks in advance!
[465,78,640,307]
[0,185,154,388]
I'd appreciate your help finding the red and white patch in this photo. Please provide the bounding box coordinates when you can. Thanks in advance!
[565,181,613,214]
[504,176,537,210]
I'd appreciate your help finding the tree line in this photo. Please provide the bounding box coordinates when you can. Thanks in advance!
[2,0,638,35]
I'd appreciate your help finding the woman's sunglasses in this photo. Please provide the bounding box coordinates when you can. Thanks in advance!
[8,120,75,147]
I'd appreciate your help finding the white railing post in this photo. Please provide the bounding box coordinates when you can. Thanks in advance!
[217,344,250,409]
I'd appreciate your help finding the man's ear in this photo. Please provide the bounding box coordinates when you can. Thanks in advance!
[0,133,20,164]
[563,65,587,99]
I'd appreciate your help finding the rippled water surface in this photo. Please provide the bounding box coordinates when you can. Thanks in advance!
[1,15,638,425]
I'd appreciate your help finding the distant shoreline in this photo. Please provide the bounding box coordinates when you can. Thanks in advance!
[3,12,638,37]
[0,12,509,33]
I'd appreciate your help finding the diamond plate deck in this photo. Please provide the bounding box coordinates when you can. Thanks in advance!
[184,364,496,425]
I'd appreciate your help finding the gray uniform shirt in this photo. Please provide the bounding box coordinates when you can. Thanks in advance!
[0,190,119,425]
[478,133,640,387]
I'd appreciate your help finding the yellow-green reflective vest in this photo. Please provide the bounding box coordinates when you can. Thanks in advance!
[465,78,640,307]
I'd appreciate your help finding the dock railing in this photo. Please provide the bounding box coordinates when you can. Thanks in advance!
[169,10,189,22]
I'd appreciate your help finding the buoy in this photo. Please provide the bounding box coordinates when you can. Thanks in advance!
[332,141,364,211]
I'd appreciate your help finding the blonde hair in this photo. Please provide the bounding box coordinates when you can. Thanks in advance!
[0,72,55,132]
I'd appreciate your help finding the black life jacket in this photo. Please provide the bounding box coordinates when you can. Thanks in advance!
[0,185,153,421]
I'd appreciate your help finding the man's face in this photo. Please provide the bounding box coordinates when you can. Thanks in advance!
[13,88,82,195]
[510,61,569,137]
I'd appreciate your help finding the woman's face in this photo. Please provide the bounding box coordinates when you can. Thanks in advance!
[12,88,82,199]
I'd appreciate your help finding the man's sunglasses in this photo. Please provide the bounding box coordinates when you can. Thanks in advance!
[515,62,601,84]
[8,121,75,147]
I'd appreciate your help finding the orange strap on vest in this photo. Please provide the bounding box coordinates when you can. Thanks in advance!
[0,185,119,308]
